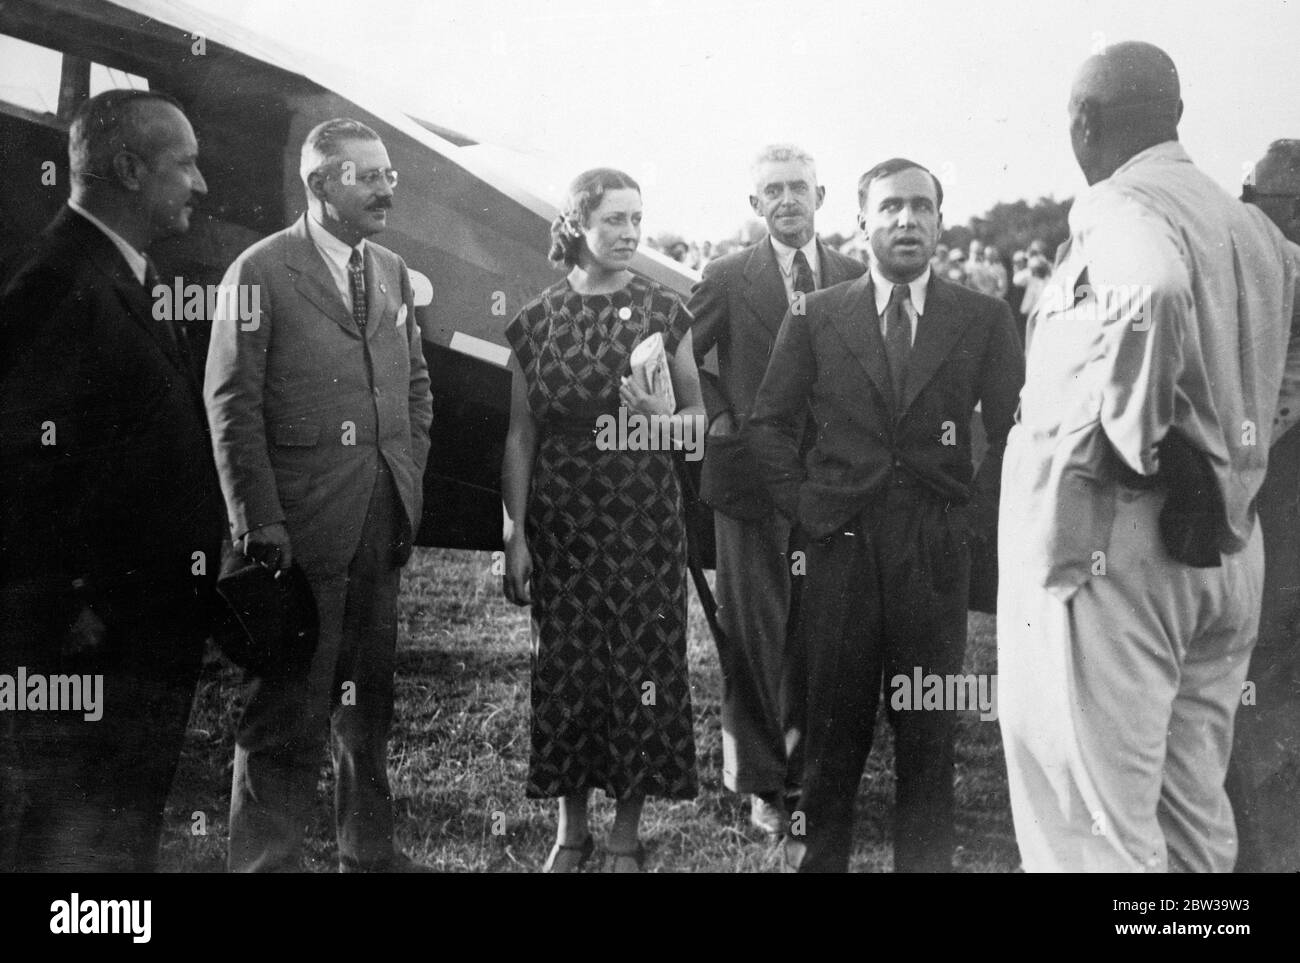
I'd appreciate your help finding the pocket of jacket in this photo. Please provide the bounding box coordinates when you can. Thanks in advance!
[272,421,321,447]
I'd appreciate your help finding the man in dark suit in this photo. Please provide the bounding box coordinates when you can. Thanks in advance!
[748,158,1023,872]
[690,145,865,835]
[0,90,223,871]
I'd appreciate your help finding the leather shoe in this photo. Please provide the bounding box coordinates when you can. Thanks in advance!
[543,835,594,873]
[780,837,806,873]
[339,851,434,873]
[750,793,786,836]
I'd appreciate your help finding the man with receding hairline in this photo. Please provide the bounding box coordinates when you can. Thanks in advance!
[689,145,865,836]
[998,42,1300,872]
[0,89,222,871]
[205,118,432,872]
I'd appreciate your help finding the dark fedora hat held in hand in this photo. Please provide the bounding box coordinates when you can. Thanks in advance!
[213,543,319,677]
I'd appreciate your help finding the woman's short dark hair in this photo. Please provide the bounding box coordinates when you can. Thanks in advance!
[548,167,641,268]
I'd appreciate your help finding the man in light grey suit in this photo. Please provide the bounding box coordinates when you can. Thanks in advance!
[205,118,433,872]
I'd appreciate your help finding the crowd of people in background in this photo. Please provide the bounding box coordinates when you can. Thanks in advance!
[5,32,1298,877]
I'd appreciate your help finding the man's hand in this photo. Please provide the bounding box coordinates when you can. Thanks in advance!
[503,538,532,606]
[239,523,293,571]
[708,411,737,437]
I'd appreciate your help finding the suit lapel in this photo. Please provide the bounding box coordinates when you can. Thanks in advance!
[363,245,392,339]
[829,274,893,408]
[68,210,188,375]
[284,215,360,336]
[740,237,790,337]
[816,241,854,288]
[898,276,969,417]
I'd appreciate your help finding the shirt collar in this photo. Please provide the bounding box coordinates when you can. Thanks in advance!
[307,213,366,270]
[870,263,930,316]
[1110,139,1189,179]
[769,234,819,277]
[67,199,147,286]
[1071,141,1192,238]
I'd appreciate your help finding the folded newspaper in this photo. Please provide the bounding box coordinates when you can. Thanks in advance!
[629,331,676,411]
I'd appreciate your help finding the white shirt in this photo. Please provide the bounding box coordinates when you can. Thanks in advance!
[769,235,820,304]
[307,213,366,307]
[1006,140,1300,599]
[870,263,930,346]
[67,199,147,285]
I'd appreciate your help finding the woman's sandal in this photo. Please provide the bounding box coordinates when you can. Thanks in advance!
[542,835,594,873]
[601,842,646,873]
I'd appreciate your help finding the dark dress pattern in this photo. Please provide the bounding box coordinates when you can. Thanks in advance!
[506,275,698,800]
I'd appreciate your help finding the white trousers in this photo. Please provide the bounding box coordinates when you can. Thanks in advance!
[998,486,1262,872]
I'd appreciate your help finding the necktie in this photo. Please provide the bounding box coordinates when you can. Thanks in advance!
[883,284,912,408]
[143,255,186,364]
[792,248,816,297]
[348,247,367,329]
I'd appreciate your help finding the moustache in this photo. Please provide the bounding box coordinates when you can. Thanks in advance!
[366,198,393,212]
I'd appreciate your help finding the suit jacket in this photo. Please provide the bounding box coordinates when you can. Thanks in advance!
[747,272,1023,540]
[204,215,433,574]
[0,206,224,611]
[689,236,866,518]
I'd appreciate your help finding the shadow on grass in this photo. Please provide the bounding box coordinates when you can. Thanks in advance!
[161,548,1020,872]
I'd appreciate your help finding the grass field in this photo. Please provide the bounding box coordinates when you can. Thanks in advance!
[160,547,1020,872]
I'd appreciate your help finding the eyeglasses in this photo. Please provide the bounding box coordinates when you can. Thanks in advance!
[357,167,398,188]
[321,165,399,188]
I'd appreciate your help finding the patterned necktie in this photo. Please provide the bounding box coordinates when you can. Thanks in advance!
[792,248,816,297]
[348,247,367,329]
[883,283,912,407]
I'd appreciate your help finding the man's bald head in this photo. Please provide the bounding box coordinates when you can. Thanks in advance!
[1244,139,1300,243]
[1068,41,1184,186]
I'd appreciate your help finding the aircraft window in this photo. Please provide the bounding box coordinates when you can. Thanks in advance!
[0,34,62,117]
[89,63,149,96]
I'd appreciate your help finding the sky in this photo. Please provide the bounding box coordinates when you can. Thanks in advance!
[174,0,1300,241]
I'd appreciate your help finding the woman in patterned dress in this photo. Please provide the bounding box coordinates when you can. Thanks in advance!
[501,168,705,872]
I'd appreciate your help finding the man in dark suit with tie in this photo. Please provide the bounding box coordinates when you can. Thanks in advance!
[0,90,223,871]
[748,158,1023,872]
[690,145,866,835]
